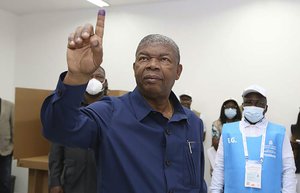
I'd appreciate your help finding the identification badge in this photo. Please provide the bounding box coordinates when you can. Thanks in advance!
[244,160,262,189]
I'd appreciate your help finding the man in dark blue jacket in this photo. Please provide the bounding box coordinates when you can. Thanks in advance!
[41,9,206,193]
[48,66,108,193]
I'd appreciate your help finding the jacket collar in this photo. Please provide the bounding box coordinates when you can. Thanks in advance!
[129,87,187,122]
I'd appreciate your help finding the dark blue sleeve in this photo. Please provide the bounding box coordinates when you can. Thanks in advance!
[41,72,101,149]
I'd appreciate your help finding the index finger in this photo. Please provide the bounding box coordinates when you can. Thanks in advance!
[95,9,105,38]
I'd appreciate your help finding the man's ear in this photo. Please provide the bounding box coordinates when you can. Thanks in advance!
[176,64,183,80]
[263,105,268,115]
[103,78,108,87]
[133,62,136,74]
[241,102,245,111]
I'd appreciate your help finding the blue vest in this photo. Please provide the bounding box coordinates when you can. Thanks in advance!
[222,121,285,193]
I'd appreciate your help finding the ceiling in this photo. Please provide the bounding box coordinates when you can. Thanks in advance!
[0,0,178,15]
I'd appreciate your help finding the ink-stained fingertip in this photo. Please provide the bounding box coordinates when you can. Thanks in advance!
[98,9,106,16]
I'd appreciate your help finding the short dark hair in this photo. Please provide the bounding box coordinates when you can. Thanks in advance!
[219,99,242,124]
[136,34,180,64]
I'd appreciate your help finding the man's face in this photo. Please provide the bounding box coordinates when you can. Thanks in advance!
[91,68,107,89]
[91,68,105,82]
[242,92,268,114]
[133,43,182,98]
[180,96,192,109]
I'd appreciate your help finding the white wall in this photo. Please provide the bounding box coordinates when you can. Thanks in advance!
[0,9,16,100]
[0,8,29,193]
[9,0,300,190]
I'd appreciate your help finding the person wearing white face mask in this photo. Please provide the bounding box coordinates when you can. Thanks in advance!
[48,66,108,193]
[211,84,297,193]
[86,78,105,95]
[208,99,242,176]
[83,67,108,105]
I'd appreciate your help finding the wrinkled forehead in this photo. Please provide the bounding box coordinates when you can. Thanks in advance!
[136,40,180,63]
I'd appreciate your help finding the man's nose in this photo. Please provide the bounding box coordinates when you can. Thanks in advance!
[146,58,160,69]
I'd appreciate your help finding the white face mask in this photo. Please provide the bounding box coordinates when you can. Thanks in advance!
[224,108,237,119]
[86,78,104,95]
[243,106,264,124]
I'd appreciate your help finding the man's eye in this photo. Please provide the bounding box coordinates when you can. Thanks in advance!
[139,57,148,61]
[160,58,172,65]
[161,58,170,62]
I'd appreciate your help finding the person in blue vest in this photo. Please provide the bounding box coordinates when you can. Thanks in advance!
[41,9,207,193]
[210,84,297,193]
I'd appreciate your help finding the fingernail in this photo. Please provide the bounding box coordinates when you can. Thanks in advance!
[98,9,106,16]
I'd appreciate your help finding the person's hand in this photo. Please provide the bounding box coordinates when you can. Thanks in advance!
[50,186,64,193]
[64,9,106,85]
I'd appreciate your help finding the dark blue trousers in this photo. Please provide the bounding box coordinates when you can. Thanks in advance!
[0,154,12,193]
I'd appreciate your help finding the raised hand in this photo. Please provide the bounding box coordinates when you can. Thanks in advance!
[64,9,105,85]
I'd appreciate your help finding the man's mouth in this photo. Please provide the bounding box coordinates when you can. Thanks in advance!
[143,74,162,83]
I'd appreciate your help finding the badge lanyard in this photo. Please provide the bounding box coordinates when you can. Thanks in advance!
[241,125,267,189]
[241,126,267,163]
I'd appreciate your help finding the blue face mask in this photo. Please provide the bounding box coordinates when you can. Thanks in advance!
[224,108,237,119]
[243,106,264,124]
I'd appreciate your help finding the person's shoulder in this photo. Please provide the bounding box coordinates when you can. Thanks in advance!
[225,121,240,126]
[267,121,286,133]
[107,89,128,97]
[291,124,299,134]
[212,119,222,127]
[2,99,13,105]
[222,121,240,132]
[182,108,203,126]
[291,124,297,130]
[183,107,198,118]
[108,91,131,103]
[212,119,220,124]
[268,121,285,129]
[94,92,131,110]
[2,99,14,108]
[192,109,201,117]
